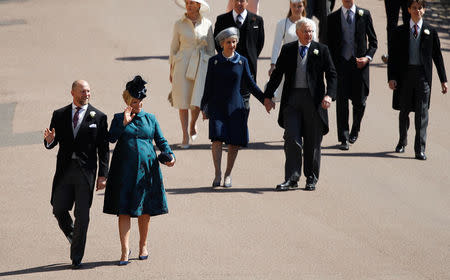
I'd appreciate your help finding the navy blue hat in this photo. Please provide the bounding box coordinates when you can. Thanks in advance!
[126,75,147,99]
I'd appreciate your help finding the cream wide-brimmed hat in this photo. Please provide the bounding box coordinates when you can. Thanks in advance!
[175,0,210,14]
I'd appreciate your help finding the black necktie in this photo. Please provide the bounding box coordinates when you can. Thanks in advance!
[73,107,81,129]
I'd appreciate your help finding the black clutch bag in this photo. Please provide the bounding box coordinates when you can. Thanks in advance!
[157,152,173,164]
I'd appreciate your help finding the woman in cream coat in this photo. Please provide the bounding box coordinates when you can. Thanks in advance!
[170,0,215,148]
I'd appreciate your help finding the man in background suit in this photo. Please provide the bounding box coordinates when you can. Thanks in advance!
[44,80,109,269]
[264,18,337,191]
[326,0,377,150]
[388,0,447,160]
[306,0,336,43]
[382,0,410,63]
[214,0,264,110]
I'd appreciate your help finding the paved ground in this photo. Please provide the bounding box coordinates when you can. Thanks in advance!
[0,0,449,279]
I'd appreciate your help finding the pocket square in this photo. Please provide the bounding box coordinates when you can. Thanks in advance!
[253,26,259,29]
[89,124,97,128]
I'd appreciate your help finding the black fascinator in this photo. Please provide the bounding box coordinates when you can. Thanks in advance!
[126,75,148,99]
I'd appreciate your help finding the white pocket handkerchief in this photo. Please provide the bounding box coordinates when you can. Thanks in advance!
[89,124,97,128]
[253,26,259,29]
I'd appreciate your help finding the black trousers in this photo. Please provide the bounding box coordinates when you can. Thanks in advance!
[398,66,430,153]
[283,88,323,183]
[52,160,91,262]
[306,0,332,43]
[384,0,409,56]
[336,57,367,142]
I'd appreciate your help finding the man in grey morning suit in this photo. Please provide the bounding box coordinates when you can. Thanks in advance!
[264,18,337,191]
[44,80,109,269]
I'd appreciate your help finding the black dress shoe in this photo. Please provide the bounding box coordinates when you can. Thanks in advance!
[395,144,405,153]
[339,141,349,150]
[305,182,316,191]
[415,152,427,160]
[349,133,358,144]
[275,180,297,191]
[71,260,82,269]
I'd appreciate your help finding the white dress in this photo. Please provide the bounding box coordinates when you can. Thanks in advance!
[269,18,298,101]
[170,14,215,109]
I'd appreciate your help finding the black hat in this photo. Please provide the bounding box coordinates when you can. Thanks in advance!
[126,75,147,99]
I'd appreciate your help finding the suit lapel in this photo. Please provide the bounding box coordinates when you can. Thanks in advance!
[64,104,75,141]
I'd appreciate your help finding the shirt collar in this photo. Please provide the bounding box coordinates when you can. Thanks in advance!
[232,9,247,22]
[410,18,423,30]
[72,103,88,111]
[298,41,311,49]
[341,4,356,16]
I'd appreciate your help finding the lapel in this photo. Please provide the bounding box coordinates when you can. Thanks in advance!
[64,104,75,142]
[335,8,343,45]
[354,6,363,39]
[419,22,430,52]
[226,11,236,27]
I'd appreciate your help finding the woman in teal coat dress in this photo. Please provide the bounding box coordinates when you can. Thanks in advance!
[103,76,175,265]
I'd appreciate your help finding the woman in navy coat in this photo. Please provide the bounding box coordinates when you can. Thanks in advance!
[201,27,273,188]
[103,76,175,265]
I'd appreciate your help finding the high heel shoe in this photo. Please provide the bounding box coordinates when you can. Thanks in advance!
[223,176,232,188]
[138,255,149,260]
[212,174,221,188]
[118,250,131,266]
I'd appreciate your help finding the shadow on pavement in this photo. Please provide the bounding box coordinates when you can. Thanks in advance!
[0,260,118,277]
[166,186,275,195]
[169,141,284,151]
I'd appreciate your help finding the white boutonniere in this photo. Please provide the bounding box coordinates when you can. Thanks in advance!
[239,60,242,65]
[313,49,319,55]
[358,9,364,16]
[424,29,430,35]
[90,111,96,118]
[214,60,218,65]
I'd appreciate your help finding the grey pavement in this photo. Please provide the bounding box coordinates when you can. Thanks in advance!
[0,0,449,279]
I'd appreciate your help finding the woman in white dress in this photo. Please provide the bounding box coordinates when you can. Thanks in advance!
[268,0,315,101]
[170,0,215,148]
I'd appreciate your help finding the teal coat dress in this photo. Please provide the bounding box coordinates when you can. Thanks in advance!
[103,111,173,217]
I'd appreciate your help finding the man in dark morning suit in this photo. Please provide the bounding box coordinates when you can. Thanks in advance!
[214,0,264,110]
[381,0,410,63]
[264,18,337,191]
[388,0,447,160]
[306,0,336,43]
[326,0,377,150]
[44,80,109,269]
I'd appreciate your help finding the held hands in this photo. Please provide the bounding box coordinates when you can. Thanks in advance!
[44,128,55,143]
[264,98,275,113]
[388,80,397,90]
[96,176,107,191]
[268,64,276,77]
[356,57,369,69]
[442,82,448,94]
[201,111,208,120]
[321,95,332,109]
[123,106,135,126]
